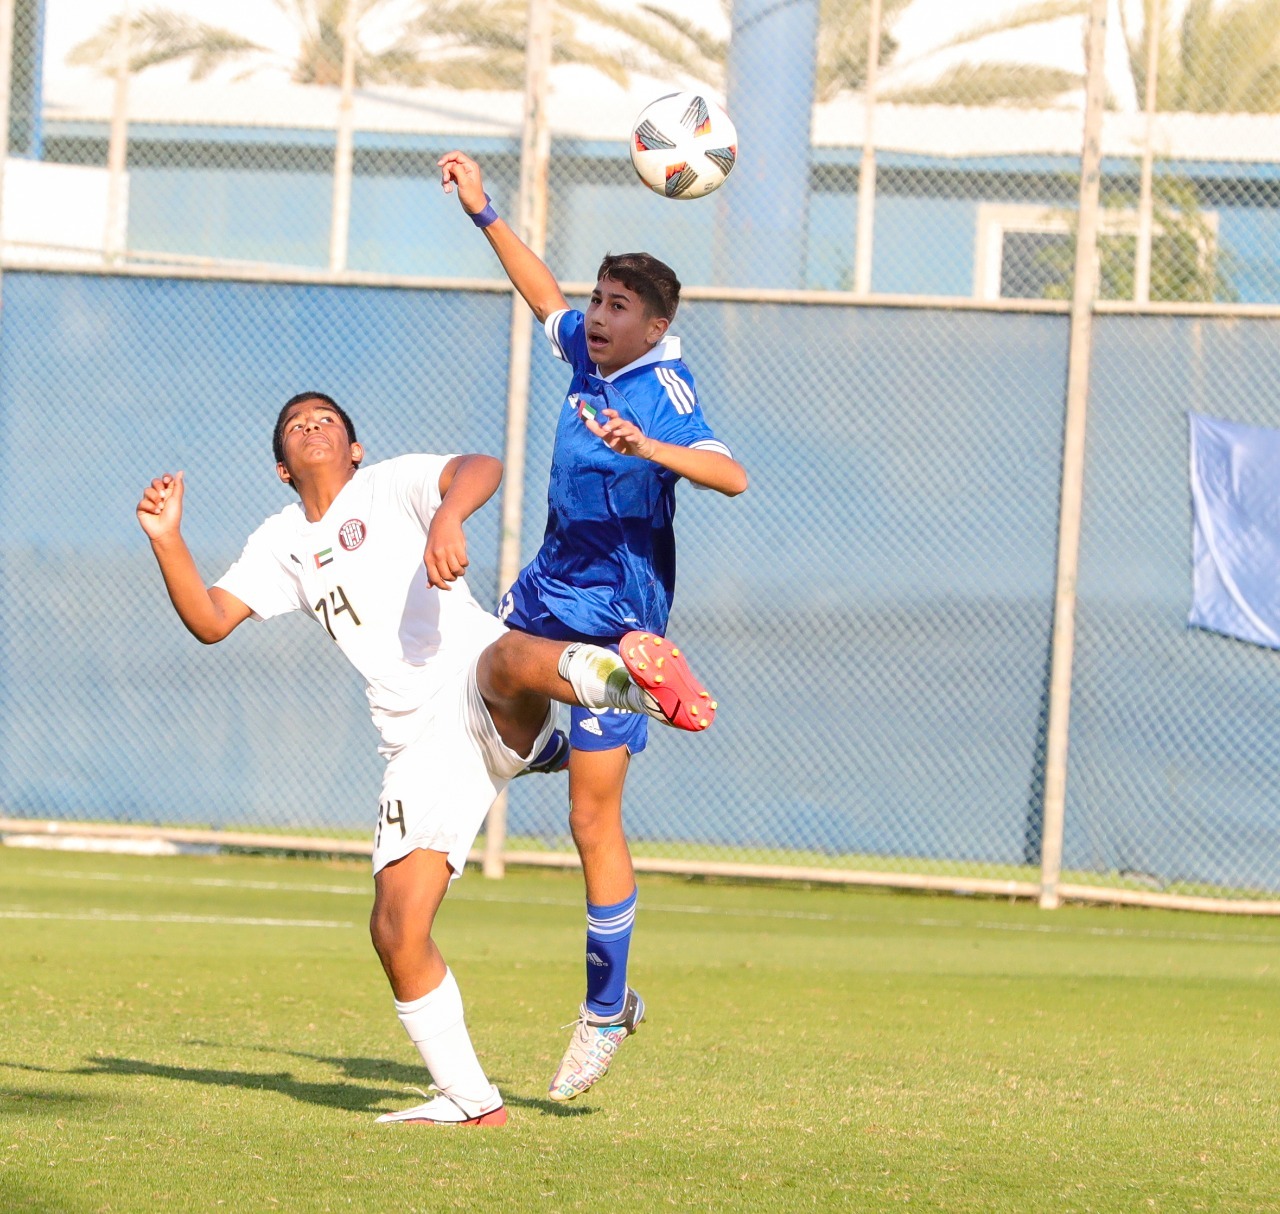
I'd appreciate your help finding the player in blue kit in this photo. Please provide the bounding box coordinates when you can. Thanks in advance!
[439,150,749,1102]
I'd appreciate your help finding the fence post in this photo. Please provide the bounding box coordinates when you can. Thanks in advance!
[483,0,553,880]
[328,0,357,274]
[1039,0,1108,910]
[853,0,881,295]
[0,0,12,285]
[1134,0,1161,303]
[104,0,130,263]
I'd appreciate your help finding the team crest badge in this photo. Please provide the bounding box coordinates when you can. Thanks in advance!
[338,519,367,551]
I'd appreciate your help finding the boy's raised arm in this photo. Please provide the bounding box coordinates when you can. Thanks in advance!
[136,471,252,644]
[439,150,568,323]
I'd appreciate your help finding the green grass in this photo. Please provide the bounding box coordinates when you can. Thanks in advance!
[1,847,1278,1212]
[16,817,1271,901]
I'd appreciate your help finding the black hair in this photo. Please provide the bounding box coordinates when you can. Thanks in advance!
[595,251,681,321]
[273,392,360,490]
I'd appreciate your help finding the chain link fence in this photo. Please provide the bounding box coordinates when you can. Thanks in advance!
[4,0,1280,909]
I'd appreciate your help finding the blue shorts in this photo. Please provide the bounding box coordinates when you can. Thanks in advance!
[499,582,649,756]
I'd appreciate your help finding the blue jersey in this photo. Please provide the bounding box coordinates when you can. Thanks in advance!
[506,308,731,639]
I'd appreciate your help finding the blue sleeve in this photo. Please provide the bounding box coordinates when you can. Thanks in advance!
[544,309,592,376]
[642,364,731,456]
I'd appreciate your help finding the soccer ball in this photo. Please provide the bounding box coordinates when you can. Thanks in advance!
[629,91,737,201]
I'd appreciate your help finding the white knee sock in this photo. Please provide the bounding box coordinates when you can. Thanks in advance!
[394,968,493,1108]
[557,643,656,717]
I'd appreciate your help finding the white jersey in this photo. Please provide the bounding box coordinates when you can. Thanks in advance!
[215,454,506,742]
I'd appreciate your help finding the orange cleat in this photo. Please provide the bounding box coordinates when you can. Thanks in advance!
[619,631,717,732]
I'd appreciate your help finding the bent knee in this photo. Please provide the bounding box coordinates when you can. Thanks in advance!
[569,797,624,840]
[477,633,520,702]
[369,907,419,964]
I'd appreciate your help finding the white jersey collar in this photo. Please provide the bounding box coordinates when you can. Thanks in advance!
[601,333,681,382]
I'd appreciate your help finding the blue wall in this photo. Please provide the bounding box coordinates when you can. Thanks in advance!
[5,270,1280,892]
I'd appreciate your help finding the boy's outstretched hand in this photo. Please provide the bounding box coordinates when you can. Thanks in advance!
[137,472,185,540]
[438,151,489,218]
[583,408,655,461]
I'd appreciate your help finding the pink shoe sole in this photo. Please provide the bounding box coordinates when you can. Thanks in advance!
[619,631,717,732]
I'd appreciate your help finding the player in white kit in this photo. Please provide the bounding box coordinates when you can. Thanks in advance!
[135,391,718,1127]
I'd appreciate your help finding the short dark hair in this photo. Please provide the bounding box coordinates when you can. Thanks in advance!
[272,391,358,467]
[596,252,681,321]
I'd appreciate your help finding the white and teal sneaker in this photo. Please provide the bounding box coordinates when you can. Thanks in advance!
[548,988,646,1102]
[376,1084,507,1127]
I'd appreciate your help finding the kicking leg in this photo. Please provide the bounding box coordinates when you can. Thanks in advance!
[370,849,506,1126]
[476,629,717,757]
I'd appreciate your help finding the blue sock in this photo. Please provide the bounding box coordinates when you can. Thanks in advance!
[584,887,637,1019]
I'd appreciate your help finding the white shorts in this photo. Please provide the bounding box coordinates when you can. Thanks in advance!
[371,650,556,878]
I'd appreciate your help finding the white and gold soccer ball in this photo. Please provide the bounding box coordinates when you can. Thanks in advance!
[629,91,738,201]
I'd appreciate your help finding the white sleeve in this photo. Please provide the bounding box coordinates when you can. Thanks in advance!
[544,309,571,363]
[388,453,452,532]
[214,516,306,621]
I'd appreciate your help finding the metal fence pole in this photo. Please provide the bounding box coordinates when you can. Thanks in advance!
[0,0,13,286]
[1039,0,1109,910]
[1134,0,1161,303]
[104,0,130,263]
[483,0,553,880]
[328,0,357,274]
[853,0,881,295]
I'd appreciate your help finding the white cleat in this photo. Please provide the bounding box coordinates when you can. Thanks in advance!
[548,988,645,1102]
[376,1084,507,1127]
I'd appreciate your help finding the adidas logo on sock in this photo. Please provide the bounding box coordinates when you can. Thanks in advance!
[586,952,606,966]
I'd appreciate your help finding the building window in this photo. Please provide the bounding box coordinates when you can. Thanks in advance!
[974,202,1221,303]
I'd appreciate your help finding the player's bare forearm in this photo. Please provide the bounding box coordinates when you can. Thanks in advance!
[137,472,249,643]
[146,533,248,644]
[439,150,566,322]
[426,454,502,590]
[437,454,502,522]
[650,444,749,496]
[482,220,568,322]
[585,411,746,495]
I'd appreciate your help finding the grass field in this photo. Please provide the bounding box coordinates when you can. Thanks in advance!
[1,845,1278,1212]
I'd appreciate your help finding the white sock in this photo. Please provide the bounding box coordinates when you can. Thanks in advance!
[557,643,656,717]
[394,968,494,1110]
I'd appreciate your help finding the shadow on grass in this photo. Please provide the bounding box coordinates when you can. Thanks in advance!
[0,1080,91,1114]
[2,1051,591,1119]
[0,1175,91,1214]
[239,1045,592,1118]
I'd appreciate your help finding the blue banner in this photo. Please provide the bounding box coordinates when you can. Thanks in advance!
[1188,411,1280,648]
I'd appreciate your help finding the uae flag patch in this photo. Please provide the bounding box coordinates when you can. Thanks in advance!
[314,548,333,568]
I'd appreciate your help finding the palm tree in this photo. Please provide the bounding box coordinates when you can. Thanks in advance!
[877,0,1088,108]
[884,0,1280,113]
[1123,0,1280,113]
[68,0,721,92]
[632,0,912,102]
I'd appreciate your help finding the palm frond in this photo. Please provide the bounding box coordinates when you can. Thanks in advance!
[925,0,1086,59]
[637,3,726,62]
[67,8,265,77]
[884,61,1080,108]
